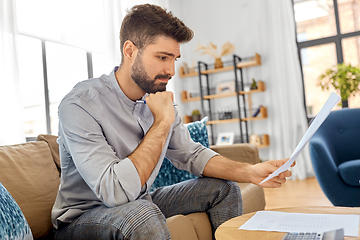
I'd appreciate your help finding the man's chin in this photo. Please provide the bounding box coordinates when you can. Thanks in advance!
[153,82,167,92]
[136,80,167,93]
[149,87,166,93]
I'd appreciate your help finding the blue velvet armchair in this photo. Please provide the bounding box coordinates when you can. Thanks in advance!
[309,108,360,207]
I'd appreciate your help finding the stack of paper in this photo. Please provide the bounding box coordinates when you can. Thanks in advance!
[239,211,359,237]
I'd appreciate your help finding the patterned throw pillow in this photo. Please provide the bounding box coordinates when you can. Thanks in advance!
[0,183,33,240]
[150,117,209,191]
[185,116,209,148]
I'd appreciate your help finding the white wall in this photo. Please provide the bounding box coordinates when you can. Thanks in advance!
[169,0,271,159]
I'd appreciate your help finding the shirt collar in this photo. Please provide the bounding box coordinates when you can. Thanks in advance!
[109,66,147,108]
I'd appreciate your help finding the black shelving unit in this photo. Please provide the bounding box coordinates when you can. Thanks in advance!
[197,54,255,145]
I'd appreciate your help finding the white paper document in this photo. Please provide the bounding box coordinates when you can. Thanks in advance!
[239,211,359,237]
[260,92,341,185]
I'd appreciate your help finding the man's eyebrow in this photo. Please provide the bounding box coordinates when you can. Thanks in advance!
[157,51,181,59]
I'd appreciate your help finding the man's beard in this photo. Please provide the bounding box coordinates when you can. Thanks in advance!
[131,53,171,93]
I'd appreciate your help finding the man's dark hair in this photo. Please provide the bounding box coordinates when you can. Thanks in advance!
[119,4,194,64]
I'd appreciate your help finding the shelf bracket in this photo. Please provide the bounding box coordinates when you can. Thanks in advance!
[233,54,249,143]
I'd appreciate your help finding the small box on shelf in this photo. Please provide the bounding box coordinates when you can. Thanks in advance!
[250,134,270,148]
[261,134,270,146]
[257,81,265,91]
[260,106,267,118]
[183,115,193,124]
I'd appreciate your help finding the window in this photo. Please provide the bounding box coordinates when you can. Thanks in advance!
[293,0,360,118]
[294,0,337,41]
[45,42,89,135]
[17,36,47,136]
[301,43,341,118]
[15,0,116,140]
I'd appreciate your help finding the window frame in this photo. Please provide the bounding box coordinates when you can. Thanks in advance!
[294,0,360,121]
[19,33,95,141]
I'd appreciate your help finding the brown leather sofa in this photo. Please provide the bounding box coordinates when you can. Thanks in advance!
[0,135,265,240]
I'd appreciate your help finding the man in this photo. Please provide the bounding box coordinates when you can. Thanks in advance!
[52,4,293,240]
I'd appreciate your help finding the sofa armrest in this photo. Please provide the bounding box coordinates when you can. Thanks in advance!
[167,215,199,240]
[210,143,260,165]
[210,144,266,214]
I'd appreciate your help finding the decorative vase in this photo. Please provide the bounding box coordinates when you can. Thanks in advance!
[214,58,223,69]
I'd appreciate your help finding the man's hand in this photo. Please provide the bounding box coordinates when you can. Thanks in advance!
[250,159,296,188]
[145,91,175,127]
[203,156,295,189]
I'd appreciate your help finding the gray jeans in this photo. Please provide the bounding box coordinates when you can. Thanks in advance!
[53,177,242,240]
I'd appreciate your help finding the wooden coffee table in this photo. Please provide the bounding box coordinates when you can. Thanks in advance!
[215,206,360,240]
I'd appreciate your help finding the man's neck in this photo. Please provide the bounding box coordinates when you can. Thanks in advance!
[115,64,145,101]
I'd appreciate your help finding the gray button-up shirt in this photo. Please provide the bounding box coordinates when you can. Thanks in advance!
[51,67,218,228]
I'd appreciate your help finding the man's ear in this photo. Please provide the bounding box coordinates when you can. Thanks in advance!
[123,40,137,61]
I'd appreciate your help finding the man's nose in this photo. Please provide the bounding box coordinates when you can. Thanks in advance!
[165,61,176,76]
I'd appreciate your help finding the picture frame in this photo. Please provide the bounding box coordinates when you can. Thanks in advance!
[216,81,235,94]
[216,132,235,145]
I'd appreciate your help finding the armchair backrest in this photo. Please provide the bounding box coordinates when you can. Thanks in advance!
[312,108,360,166]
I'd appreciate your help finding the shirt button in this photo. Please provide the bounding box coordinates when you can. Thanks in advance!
[137,117,141,121]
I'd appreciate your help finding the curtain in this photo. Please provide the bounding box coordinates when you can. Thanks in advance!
[260,0,314,180]
[103,0,123,66]
[0,0,25,145]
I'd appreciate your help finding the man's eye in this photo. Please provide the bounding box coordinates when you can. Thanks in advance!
[159,56,166,60]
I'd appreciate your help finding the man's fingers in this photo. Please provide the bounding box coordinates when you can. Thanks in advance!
[279,170,292,178]
[267,176,287,188]
[273,176,286,184]
[265,180,282,188]
[267,161,280,172]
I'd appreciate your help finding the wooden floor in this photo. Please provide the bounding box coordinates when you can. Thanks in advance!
[263,177,333,210]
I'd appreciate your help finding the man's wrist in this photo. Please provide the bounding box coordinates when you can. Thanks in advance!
[238,162,256,184]
[153,118,172,134]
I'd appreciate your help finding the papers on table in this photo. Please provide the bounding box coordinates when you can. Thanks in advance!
[260,92,341,185]
[239,211,359,237]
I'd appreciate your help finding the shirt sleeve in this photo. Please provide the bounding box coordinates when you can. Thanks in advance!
[58,97,141,207]
[165,111,219,176]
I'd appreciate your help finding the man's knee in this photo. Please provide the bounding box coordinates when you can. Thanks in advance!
[119,200,170,240]
[224,180,241,195]
[206,178,241,195]
[207,178,242,210]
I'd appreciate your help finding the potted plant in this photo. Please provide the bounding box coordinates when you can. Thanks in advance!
[318,63,360,107]
[191,109,201,122]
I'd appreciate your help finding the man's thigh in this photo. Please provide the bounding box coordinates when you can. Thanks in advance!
[54,199,170,240]
[150,177,242,218]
